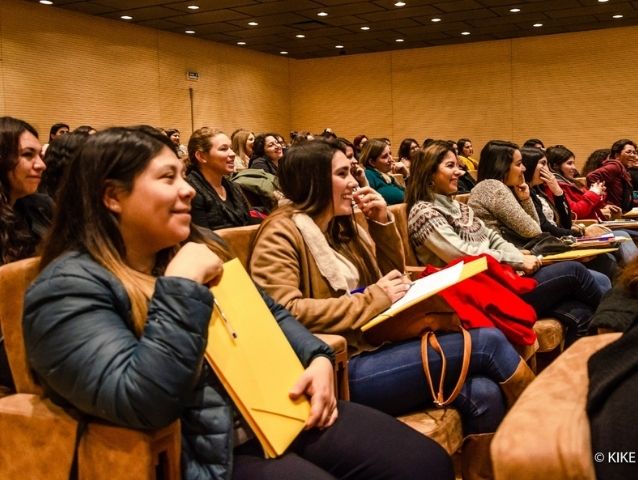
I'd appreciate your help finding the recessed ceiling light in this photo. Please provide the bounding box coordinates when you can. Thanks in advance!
[296,34,306,38]
[121,15,133,20]
[237,41,246,45]
[335,44,344,48]
[613,14,624,19]
[248,21,258,26]
[39,0,53,4]
[394,1,406,6]
[280,51,288,55]
[461,31,471,36]
[533,23,543,27]
[187,5,199,10]
[510,8,521,13]
[395,38,404,43]
[360,26,370,31]
[318,12,328,17]
[598,0,609,3]
[431,18,442,22]
[185,30,195,34]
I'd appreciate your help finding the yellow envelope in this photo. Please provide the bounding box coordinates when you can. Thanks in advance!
[205,258,310,458]
[540,247,618,264]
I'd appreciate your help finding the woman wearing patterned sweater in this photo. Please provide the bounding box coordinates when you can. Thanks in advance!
[407,141,608,345]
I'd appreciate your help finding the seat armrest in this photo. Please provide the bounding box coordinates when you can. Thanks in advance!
[314,334,349,400]
[492,333,621,480]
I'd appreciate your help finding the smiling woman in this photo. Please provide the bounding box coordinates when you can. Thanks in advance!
[0,116,53,390]
[186,127,256,230]
[361,138,405,205]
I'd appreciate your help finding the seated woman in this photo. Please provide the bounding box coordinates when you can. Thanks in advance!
[0,116,52,391]
[361,139,405,205]
[39,130,91,200]
[469,140,611,287]
[186,127,257,230]
[23,126,453,480]
[457,138,479,171]
[250,133,284,175]
[230,129,254,172]
[520,147,619,278]
[249,139,535,476]
[587,139,636,213]
[397,137,420,175]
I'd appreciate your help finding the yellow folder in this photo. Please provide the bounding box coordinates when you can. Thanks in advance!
[204,258,310,458]
[539,247,618,265]
[361,257,488,333]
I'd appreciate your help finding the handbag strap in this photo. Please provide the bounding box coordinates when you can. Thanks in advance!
[420,328,472,407]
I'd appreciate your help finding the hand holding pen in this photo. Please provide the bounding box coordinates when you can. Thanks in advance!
[375,269,412,303]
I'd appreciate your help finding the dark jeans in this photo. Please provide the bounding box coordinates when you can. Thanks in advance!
[522,260,608,344]
[232,401,454,480]
[348,328,520,435]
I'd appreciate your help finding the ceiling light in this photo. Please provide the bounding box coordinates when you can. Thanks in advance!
[613,14,624,19]
[39,0,53,4]
[360,26,370,31]
[121,15,133,20]
[318,12,328,17]
[248,21,258,26]
[461,31,471,36]
[185,30,195,34]
[187,5,199,10]
[280,51,288,55]
[510,8,521,13]
[395,38,404,42]
[237,41,246,45]
[431,18,442,22]
[598,0,609,3]
[335,44,344,48]
[394,1,406,6]
[533,23,543,27]
[296,34,305,38]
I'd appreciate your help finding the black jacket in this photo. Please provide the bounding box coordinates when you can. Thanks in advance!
[187,170,254,230]
[23,251,333,479]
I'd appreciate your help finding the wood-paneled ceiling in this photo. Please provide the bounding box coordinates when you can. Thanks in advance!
[40,0,638,59]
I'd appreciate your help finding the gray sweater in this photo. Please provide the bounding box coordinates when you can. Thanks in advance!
[408,194,524,268]
[468,179,542,247]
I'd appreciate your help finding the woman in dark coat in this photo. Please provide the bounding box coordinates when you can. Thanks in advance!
[22,126,453,480]
[0,116,52,390]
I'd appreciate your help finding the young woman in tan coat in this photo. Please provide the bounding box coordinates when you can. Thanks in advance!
[249,140,534,476]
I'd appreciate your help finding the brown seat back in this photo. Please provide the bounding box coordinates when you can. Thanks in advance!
[216,224,260,268]
[388,203,419,266]
[0,258,42,394]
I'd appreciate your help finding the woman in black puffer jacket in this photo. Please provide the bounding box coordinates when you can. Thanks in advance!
[23,126,453,480]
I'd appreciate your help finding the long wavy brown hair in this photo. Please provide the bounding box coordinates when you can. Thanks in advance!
[41,126,229,336]
[0,117,42,264]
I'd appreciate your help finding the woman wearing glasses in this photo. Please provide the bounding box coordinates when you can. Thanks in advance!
[586,139,637,213]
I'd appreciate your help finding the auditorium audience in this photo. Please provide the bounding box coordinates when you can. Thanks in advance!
[249,139,535,477]
[186,127,256,230]
[22,126,453,480]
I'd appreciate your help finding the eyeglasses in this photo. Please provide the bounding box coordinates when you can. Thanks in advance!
[265,142,281,149]
[623,150,638,156]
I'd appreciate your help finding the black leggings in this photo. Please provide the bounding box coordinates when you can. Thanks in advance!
[232,401,454,480]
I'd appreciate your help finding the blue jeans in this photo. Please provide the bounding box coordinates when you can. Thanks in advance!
[614,230,638,265]
[348,328,520,435]
[523,261,608,344]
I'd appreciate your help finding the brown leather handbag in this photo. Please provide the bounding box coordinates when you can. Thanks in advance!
[363,295,472,407]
